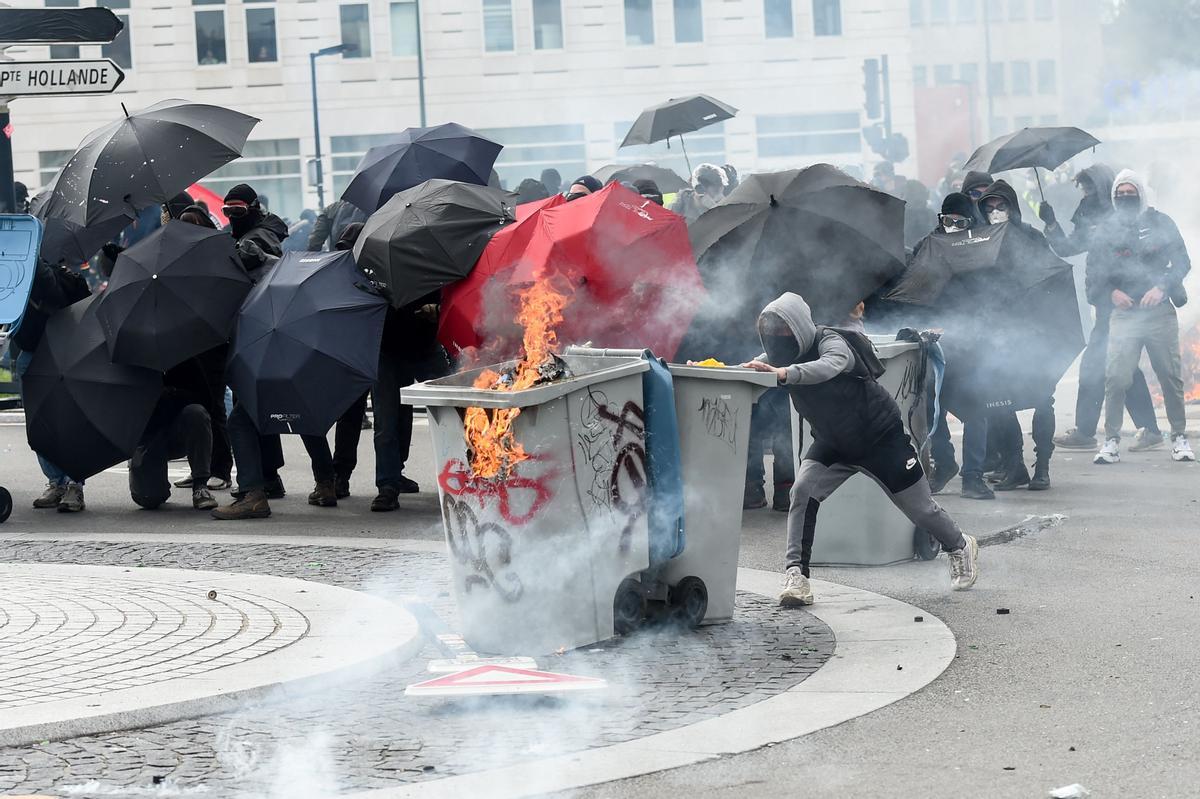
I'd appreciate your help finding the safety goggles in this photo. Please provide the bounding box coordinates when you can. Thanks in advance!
[222,203,250,218]
[939,215,971,231]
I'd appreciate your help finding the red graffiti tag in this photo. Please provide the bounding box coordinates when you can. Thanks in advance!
[438,456,556,527]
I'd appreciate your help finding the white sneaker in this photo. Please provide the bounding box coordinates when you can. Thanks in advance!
[947,534,979,591]
[778,566,814,607]
[1172,435,1195,462]
[1094,438,1120,465]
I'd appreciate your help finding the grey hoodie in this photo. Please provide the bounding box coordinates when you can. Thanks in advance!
[757,292,854,386]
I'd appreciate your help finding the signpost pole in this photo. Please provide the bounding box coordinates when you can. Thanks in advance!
[0,103,14,213]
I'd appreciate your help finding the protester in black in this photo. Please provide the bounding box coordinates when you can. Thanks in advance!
[307,199,367,251]
[742,293,978,606]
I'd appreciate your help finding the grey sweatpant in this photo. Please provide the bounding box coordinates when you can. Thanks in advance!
[786,429,967,575]
[1104,303,1187,440]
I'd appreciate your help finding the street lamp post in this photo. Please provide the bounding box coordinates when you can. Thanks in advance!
[309,43,354,210]
[982,0,994,138]
[415,0,427,127]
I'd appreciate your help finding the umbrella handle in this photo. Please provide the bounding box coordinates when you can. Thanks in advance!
[678,134,692,176]
[1035,168,1045,203]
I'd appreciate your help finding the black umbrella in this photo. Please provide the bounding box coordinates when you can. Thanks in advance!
[619,94,737,172]
[340,123,503,214]
[354,179,514,309]
[23,295,162,480]
[30,182,132,267]
[886,223,1084,420]
[93,220,252,372]
[226,250,388,436]
[37,99,259,227]
[963,126,1100,200]
[681,164,905,360]
[591,163,688,193]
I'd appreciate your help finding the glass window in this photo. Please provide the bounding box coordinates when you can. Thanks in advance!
[674,0,702,42]
[1037,59,1056,94]
[812,0,841,35]
[246,7,277,63]
[340,4,372,58]
[910,0,923,26]
[624,0,654,45]
[478,124,588,188]
[757,113,860,158]
[955,0,976,23]
[532,0,563,48]
[929,0,947,24]
[959,62,978,85]
[765,0,793,37]
[1033,0,1052,19]
[102,4,132,70]
[934,64,954,86]
[195,9,227,65]
[1008,0,1026,20]
[204,139,304,222]
[987,0,1002,20]
[988,61,1005,95]
[913,65,927,87]
[390,0,419,55]
[1010,60,1031,95]
[38,150,73,189]
[482,0,514,51]
[45,0,80,59]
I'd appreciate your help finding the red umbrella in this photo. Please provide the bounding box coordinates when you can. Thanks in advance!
[439,183,704,361]
[188,183,229,227]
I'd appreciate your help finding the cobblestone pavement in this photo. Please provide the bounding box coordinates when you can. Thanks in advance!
[0,567,308,711]
[0,540,834,797]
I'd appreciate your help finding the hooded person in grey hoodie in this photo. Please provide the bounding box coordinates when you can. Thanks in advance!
[742,293,979,605]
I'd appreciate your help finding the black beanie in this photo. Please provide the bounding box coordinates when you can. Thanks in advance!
[570,175,603,194]
[940,192,975,218]
[223,183,257,204]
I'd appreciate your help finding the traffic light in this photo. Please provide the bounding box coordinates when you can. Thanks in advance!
[863,58,882,120]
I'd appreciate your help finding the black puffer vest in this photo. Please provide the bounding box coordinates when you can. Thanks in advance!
[787,329,901,456]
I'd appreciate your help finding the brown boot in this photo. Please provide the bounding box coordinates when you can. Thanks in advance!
[307,479,338,507]
[211,489,271,520]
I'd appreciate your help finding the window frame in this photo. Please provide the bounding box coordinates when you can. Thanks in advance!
[1036,58,1056,94]
[389,0,420,57]
[764,0,794,38]
[482,0,516,52]
[623,0,655,46]
[101,1,133,71]
[193,5,229,67]
[673,0,703,43]
[245,4,279,65]
[531,0,564,50]
[811,0,841,37]
[339,3,373,59]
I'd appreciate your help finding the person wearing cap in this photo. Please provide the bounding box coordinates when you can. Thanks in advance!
[221,183,288,282]
[565,175,602,201]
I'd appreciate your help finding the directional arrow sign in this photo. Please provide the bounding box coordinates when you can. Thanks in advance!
[0,8,124,44]
[0,60,125,97]
[405,665,608,697]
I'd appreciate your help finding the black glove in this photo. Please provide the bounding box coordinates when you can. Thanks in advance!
[1038,202,1056,227]
[236,238,266,268]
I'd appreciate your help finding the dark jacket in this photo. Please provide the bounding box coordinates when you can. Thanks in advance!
[1045,164,1115,260]
[1088,209,1190,306]
[142,356,214,440]
[307,200,367,252]
[232,212,288,282]
[10,262,91,353]
[381,290,441,359]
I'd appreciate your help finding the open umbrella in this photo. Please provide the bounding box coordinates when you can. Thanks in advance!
[438,182,704,360]
[886,223,1084,420]
[963,126,1100,200]
[93,220,251,372]
[30,180,132,267]
[682,164,905,361]
[226,250,388,436]
[37,99,259,227]
[353,179,514,309]
[23,296,162,480]
[619,95,737,172]
[340,123,503,214]
[592,163,688,193]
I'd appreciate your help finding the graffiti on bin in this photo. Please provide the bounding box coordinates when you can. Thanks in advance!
[442,494,523,602]
[698,395,737,451]
[437,456,556,526]
[894,358,920,404]
[577,388,648,552]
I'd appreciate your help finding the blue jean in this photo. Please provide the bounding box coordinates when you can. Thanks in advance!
[15,349,82,486]
[960,416,989,480]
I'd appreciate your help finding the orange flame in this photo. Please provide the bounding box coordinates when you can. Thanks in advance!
[463,276,572,479]
[1185,324,1200,403]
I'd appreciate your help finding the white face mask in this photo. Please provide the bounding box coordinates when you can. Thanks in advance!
[987,209,1009,225]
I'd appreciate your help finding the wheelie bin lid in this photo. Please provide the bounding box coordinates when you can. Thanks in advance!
[867,333,920,359]
[666,364,778,386]
[0,215,43,327]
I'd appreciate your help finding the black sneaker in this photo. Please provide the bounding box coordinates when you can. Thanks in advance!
[772,483,792,512]
[396,475,419,494]
[995,464,1031,491]
[743,484,767,510]
[929,461,960,494]
[371,486,401,512]
[960,475,995,500]
[335,478,351,499]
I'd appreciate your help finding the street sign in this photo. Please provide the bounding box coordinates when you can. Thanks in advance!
[0,60,124,97]
[0,8,124,44]
[405,665,608,697]
[427,655,539,674]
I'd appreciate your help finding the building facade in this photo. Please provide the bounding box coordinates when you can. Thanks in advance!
[6,0,917,220]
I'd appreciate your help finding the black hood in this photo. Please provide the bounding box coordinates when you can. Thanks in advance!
[962,171,993,195]
[978,180,1022,224]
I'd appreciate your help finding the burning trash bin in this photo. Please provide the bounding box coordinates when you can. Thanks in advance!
[792,334,937,566]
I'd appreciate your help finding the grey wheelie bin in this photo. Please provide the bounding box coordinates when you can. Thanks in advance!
[791,334,937,566]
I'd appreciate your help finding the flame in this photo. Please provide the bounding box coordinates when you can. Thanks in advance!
[1185,323,1200,403]
[463,276,571,479]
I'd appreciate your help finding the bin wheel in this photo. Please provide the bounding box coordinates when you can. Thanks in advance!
[613,578,645,635]
[914,528,940,561]
[669,577,708,628]
[0,487,11,524]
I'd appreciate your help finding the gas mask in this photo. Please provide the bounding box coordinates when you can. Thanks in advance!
[987,209,1009,225]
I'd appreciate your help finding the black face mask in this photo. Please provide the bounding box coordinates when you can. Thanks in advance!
[762,333,801,367]
[230,206,261,238]
[1113,194,1141,218]
[565,192,588,202]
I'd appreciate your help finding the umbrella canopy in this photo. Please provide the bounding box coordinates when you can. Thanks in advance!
[94,220,251,372]
[226,250,388,435]
[23,295,162,480]
[340,123,503,214]
[438,182,704,361]
[620,95,737,148]
[353,179,514,309]
[37,99,259,227]
[963,126,1100,174]
[886,223,1084,420]
[681,164,905,361]
[592,163,688,193]
[30,180,132,267]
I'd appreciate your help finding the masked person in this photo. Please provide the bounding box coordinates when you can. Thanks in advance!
[743,293,979,605]
[669,164,726,223]
[1043,166,1163,453]
[564,175,602,202]
[1090,171,1193,465]
[308,199,368,251]
[633,179,664,206]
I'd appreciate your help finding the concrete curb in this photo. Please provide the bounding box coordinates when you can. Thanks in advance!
[0,564,421,748]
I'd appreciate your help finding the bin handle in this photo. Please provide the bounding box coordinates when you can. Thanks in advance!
[563,345,649,359]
